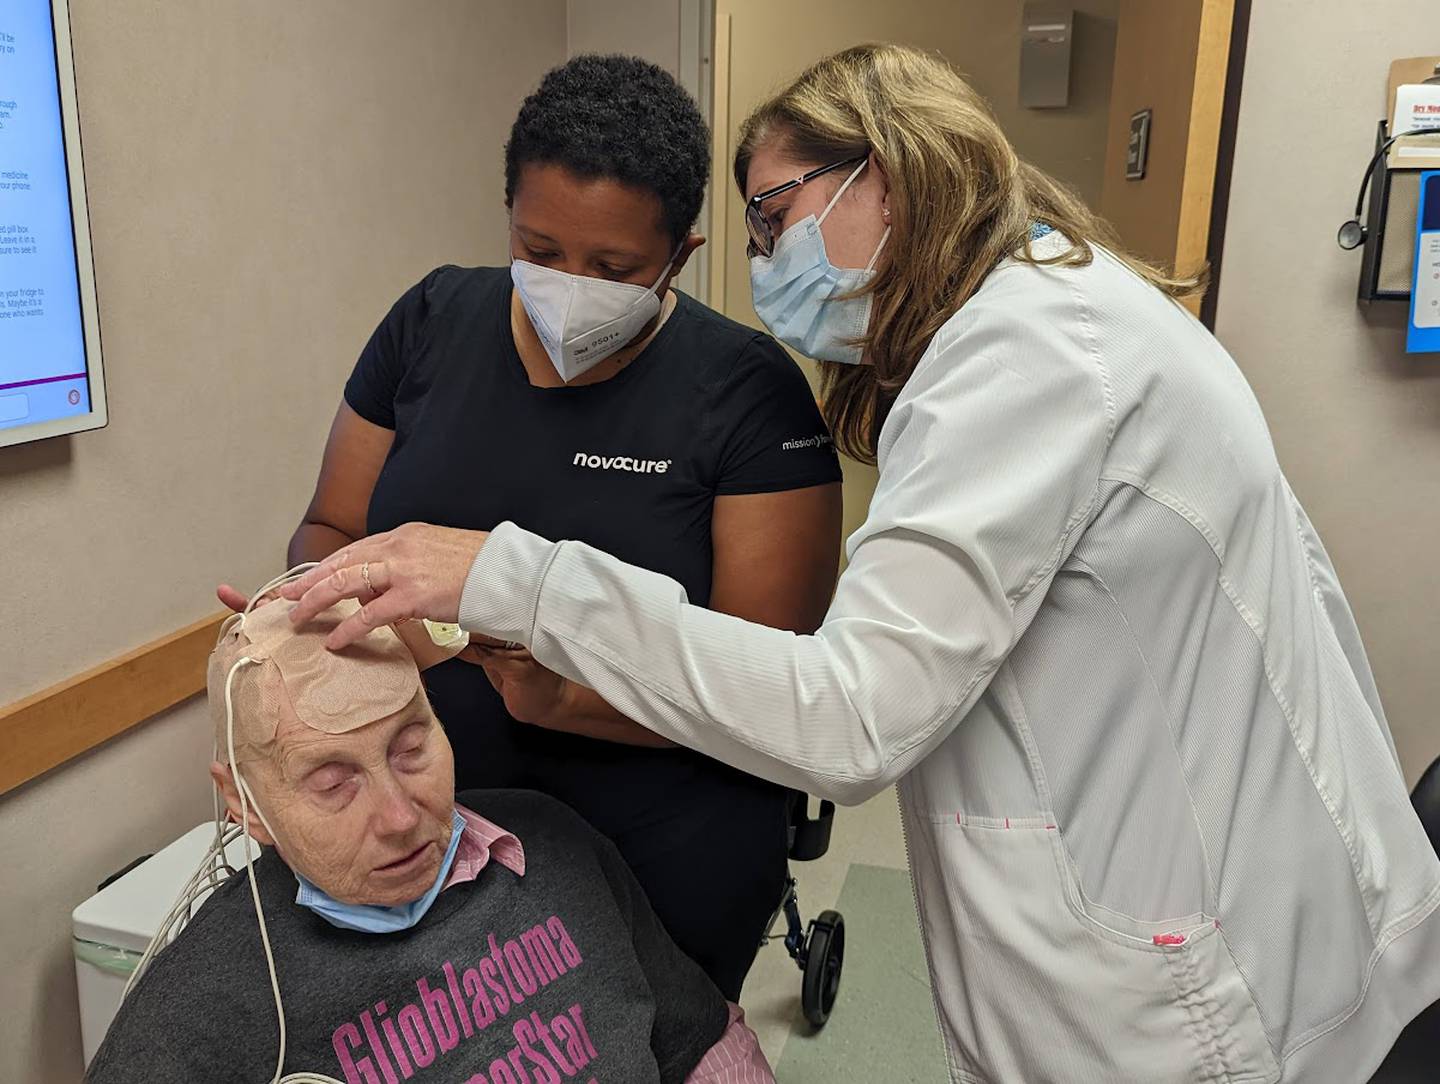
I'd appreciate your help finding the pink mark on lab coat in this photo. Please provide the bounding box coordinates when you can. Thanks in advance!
[951,814,1058,830]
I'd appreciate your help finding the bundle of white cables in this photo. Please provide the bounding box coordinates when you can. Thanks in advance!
[120,564,345,1084]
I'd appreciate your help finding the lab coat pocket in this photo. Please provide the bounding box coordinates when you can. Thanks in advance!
[912,814,1280,1084]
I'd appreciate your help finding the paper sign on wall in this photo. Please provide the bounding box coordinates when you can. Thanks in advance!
[1393,83,1440,168]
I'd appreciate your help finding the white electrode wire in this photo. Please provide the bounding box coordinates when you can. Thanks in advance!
[120,819,247,1000]
[163,825,241,921]
[219,610,244,641]
[243,562,320,618]
[122,735,248,997]
[224,655,290,1084]
[224,646,345,1084]
[122,843,219,998]
[122,568,345,1082]
[237,562,353,1083]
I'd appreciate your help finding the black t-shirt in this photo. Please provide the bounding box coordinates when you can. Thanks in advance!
[344,265,841,830]
[87,791,729,1084]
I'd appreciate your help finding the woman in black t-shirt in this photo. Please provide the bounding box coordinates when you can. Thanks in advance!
[267,56,842,999]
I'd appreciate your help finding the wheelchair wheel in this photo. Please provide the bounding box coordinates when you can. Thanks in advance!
[801,910,845,1028]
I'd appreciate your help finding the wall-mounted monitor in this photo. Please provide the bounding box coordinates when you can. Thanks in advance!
[0,0,106,449]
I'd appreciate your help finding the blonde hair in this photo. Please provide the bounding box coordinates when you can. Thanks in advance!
[735,42,1204,462]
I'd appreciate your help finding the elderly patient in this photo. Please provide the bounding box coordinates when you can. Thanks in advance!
[88,592,771,1084]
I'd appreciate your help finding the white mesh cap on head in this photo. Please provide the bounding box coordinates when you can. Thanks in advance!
[207,597,421,763]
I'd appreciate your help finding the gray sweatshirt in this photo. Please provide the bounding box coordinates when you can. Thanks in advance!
[87,789,728,1083]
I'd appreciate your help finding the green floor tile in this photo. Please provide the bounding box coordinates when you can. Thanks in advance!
[776,863,949,1082]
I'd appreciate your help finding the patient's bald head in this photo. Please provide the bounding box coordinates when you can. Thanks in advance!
[207,597,425,760]
[207,599,456,906]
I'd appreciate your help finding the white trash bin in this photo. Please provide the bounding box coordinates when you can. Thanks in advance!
[71,823,255,1066]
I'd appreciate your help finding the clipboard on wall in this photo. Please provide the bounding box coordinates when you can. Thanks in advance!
[1388,56,1440,170]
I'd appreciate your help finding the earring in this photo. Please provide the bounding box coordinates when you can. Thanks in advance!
[882,207,891,220]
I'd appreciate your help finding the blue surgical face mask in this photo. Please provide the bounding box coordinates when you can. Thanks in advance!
[295,809,466,934]
[749,160,890,365]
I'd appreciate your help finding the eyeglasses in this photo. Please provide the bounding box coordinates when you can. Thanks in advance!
[745,154,868,258]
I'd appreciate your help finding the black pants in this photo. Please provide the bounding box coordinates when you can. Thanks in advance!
[428,661,790,1000]
[1370,999,1440,1083]
[605,772,789,1000]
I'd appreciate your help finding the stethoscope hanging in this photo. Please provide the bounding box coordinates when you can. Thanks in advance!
[1337,127,1440,250]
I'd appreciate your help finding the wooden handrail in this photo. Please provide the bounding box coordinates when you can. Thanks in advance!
[0,612,229,796]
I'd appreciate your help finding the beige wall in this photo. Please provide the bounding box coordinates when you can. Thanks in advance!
[568,0,681,74]
[1098,0,1205,267]
[715,0,1119,544]
[0,3,566,1080]
[987,2,1122,208]
[1214,0,1440,783]
[565,1,713,300]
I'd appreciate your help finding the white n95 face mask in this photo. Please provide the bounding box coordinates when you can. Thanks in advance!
[749,160,889,365]
[511,256,673,383]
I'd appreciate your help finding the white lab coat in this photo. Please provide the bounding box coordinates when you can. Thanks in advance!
[460,234,1440,1082]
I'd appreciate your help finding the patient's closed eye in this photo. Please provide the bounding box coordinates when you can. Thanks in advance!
[307,764,351,793]
[391,723,429,763]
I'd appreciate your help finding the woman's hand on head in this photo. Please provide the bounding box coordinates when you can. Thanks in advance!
[278,523,490,648]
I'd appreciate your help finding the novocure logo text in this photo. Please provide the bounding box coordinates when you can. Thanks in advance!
[572,452,672,474]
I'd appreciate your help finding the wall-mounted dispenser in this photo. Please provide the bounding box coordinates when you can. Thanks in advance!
[1020,4,1073,109]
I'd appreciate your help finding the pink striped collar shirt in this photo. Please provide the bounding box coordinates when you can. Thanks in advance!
[441,803,525,888]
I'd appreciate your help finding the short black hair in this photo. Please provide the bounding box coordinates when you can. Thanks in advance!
[505,54,710,246]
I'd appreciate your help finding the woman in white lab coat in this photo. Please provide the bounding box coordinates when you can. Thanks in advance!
[283,43,1440,1083]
